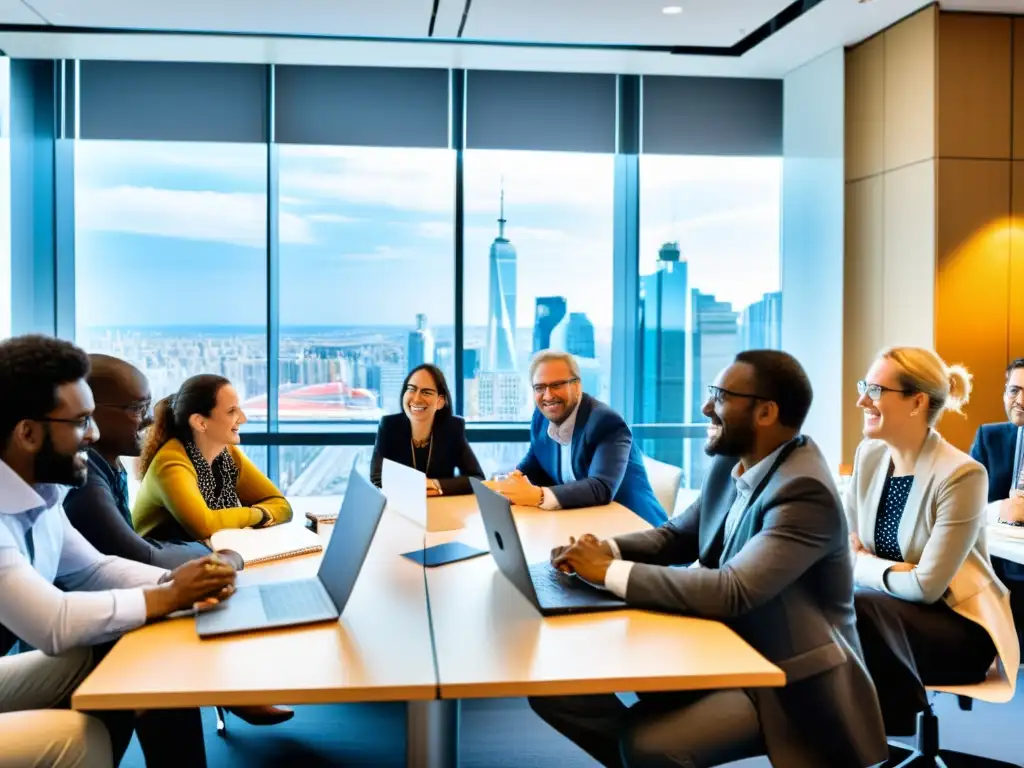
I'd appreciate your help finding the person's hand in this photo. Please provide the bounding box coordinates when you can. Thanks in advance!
[252,506,273,528]
[491,473,544,507]
[145,554,237,618]
[551,535,614,585]
[213,548,245,571]
[550,533,605,570]
[426,478,441,497]
[888,562,915,573]
[998,496,1024,523]
[850,533,869,555]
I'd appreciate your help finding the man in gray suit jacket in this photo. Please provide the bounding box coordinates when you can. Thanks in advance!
[530,350,888,768]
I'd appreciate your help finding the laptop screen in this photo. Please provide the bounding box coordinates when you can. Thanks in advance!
[317,470,387,614]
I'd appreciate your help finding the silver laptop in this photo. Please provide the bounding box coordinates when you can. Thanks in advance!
[382,458,427,527]
[196,470,387,638]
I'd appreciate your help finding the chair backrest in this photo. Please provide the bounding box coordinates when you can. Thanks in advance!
[642,454,683,517]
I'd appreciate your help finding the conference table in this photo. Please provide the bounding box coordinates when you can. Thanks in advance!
[71,494,785,767]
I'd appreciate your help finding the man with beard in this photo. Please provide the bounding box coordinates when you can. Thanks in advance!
[969,357,1024,647]
[527,350,887,768]
[486,350,666,527]
[0,335,236,766]
[64,354,242,570]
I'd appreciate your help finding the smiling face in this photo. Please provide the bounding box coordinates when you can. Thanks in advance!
[1006,367,1024,427]
[402,368,446,427]
[531,359,582,426]
[190,384,247,446]
[857,356,926,441]
[701,362,761,457]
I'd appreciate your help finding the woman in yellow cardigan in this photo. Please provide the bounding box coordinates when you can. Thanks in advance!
[135,374,292,541]
[134,373,294,728]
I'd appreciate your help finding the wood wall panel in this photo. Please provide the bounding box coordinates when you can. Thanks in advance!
[844,177,885,463]
[935,159,1011,449]
[882,160,936,349]
[884,5,936,171]
[1013,19,1024,158]
[846,35,885,182]
[938,13,1012,160]
[1008,162,1024,360]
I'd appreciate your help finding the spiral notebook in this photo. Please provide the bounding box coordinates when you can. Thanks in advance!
[209,525,323,566]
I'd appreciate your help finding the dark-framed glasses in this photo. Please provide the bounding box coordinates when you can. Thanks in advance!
[532,377,579,395]
[97,400,152,419]
[706,385,767,405]
[34,414,94,431]
[856,380,912,401]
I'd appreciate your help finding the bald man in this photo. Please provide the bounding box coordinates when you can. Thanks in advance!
[63,355,241,570]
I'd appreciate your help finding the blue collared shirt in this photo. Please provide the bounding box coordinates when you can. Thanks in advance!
[0,458,165,657]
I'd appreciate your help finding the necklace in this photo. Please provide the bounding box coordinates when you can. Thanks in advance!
[411,433,433,474]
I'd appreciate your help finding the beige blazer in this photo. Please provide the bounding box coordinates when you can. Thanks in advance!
[844,429,1019,701]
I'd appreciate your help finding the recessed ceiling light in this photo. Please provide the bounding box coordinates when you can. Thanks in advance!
[662,6,683,15]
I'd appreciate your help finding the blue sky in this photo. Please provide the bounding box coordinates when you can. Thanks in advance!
[73,141,781,330]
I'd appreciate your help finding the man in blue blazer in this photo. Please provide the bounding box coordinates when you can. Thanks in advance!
[969,357,1024,644]
[487,351,667,527]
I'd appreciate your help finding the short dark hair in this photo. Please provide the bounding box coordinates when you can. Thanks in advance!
[0,335,91,449]
[1007,359,1024,378]
[734,349,813,430]
[400,364,453,421]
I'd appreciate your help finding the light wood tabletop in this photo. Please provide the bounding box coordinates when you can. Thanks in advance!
[71,508,437,711]
[425,502,785,700]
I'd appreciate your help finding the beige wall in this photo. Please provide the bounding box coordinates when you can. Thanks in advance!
[844,6,1024,460]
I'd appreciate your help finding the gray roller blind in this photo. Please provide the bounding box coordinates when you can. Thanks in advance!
[642,76,782,156]
[274,66,450,148]
[466,70,616,153]
[79,61,267,143]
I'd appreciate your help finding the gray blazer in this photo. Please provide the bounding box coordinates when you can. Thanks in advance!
[613,436,888,768]
[845,430,1019,699]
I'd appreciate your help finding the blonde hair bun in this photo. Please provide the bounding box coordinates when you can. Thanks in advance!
[945,363,972,414]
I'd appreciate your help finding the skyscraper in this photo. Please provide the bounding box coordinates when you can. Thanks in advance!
[407,312,435,370]
[740,291,783,351]
[532,296,567,353]
[690,289,739,486]
[486,189,517,372]
[636,242,690,467]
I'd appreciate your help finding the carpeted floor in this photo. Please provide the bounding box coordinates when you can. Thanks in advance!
[121,670,1023,767]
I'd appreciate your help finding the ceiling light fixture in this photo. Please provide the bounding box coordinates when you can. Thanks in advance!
[662,6,683,15]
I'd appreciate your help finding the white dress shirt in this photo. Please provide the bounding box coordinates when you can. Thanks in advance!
[0,459,166,656]
[603,443,789,598]
[538,402,581,511]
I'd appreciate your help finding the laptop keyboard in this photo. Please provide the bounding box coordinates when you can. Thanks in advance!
[259,579,335,622]
[528,562,624,609]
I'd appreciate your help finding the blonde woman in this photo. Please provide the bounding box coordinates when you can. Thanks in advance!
[845,347,1017,736]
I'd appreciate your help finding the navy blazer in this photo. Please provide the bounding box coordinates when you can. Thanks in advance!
[517,394,667,527]
[969,422,1017,502]
[370,414,484,495]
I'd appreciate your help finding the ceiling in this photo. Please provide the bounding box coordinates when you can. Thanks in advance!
[0,0,1020,78]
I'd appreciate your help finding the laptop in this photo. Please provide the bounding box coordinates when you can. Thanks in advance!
[469,478,626,616]
[196,470,387,638]
[382,458,428,527]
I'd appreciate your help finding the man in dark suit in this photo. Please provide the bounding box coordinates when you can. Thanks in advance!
[528,350,887,768]
[63,355,243,570]
[486,351,666,527]
[968,357,1024,645]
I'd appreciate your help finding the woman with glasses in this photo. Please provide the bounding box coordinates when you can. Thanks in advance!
[845,346,1016,737]
[370,364,484,496]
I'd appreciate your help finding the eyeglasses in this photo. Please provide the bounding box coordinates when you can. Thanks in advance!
[34,414,94,431]
[404,385,438,399]
[857,380,912,401]
[97,400,152,418]
[532,378,579,395]
[706,385,767,404]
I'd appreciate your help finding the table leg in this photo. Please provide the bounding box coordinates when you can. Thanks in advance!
[407,699,460,768]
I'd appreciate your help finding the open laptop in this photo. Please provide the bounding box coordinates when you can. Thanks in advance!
[382,458,428,527]
[196,470,387,638]
[470,478,626,616]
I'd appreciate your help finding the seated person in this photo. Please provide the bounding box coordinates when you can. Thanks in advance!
[0,334,238,767]
[846,346,1016,736]
[487,350,667,527]
[969,357,1024,646]
[133,374,293,543]
[64,356,290,728]
[0,707,112,768]
[370,364,484,496]
[531,350,887,768]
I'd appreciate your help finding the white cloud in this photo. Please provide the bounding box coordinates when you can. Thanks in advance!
[416,221,455,239]
[77,186,313,247]
[306,213,358,224]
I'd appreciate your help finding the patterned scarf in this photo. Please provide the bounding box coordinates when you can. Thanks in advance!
[183,441,242,510]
